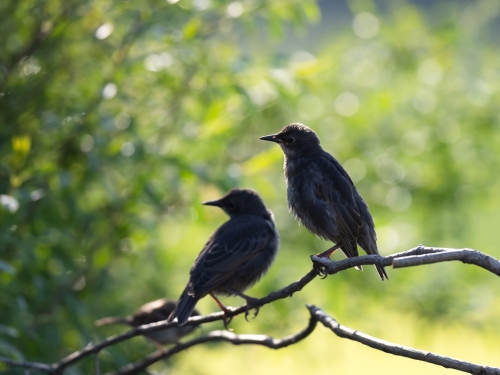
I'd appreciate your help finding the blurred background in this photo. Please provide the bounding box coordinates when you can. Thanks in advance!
[1,0,500,374]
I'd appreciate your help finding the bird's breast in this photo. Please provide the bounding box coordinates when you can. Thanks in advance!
[284,159,339,241]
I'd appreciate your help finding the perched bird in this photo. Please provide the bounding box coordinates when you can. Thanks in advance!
[168,188,280,326]
[95,298,199,346]
[260,123,388,280]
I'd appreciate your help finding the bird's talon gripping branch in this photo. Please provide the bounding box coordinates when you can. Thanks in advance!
[244,304,260,322]
[311,252,332,278]
[314,264,328,278]
[242,296,260,322]
[223,315,233,330]
[253,306,260,319]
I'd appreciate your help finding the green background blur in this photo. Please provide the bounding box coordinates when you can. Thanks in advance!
[1,0,500,374]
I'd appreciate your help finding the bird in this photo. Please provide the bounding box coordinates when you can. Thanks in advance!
[260,123,388,280]
[167,188,280,327]
[95,298,200,347]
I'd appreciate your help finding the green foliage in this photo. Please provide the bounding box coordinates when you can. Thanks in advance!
[1,0,500,374]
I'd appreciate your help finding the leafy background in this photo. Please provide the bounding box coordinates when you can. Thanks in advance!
[1,0,500,374]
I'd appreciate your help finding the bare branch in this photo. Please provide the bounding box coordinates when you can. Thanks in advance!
[51,270,318,374]
[307,305,500,375]
[0,357,53,374]
[392,248,500,276]
[311,245,500,277]
[5,246,500,374]
[108,308,318,375]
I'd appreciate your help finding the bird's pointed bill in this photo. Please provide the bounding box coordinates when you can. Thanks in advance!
[203,199,222,207]
[259,134,282,143]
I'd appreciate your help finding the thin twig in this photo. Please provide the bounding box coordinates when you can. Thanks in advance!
[392,248,500,276]
[307,305,500,375]
[95,352,100,375]
[108,308,318,375]
[311,245,500,277]
[0,358,53,374]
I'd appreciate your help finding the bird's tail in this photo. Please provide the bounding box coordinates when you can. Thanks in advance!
[94,316,130,326]
[168,287,199,326]
[358,235,389,281]
[340,244,363,271]
[375,264,389,281]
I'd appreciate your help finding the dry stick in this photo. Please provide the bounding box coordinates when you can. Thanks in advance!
[50,269,318,374]
[307,305,500,375]
[95,353,100,375]
[392,248,500,276]
[0,358,52,374]
[108,310,318,375]
[311,245,500,277]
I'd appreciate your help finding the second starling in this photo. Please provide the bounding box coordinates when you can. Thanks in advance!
[260,123,388,280]
[168,188,280,326]
[95,298,200,346]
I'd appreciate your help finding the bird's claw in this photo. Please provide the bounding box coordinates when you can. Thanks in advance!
[313,263,328,278]
[244,299,260,322]
[312,256,329,278]
[223,315,233,330]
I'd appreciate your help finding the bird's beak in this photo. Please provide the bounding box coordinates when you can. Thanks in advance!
[202,198,222,207]
[259,134,282,143]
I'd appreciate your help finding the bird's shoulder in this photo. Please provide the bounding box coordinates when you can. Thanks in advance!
[213,214,275,242]
[307,154,363,213]
[308,152,355,185]
[191,214,276,272]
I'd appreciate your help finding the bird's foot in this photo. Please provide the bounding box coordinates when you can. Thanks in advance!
[244,298,260,322]
[312,243,342,278]
[229,289,260,322]
[210,293,233,329]
[222,313,233,330]
[313,259,329,279]
[154,342,166,353]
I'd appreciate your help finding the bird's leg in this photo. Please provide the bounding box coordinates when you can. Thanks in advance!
[154,342,166,353]
[317,243,342,258]
[229,289,260,322]
[209,293,232,329]
[313,243,342,278]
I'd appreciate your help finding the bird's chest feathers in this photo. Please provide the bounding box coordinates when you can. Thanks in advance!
[284,158,322,209]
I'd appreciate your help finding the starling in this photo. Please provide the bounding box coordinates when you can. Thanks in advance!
[168,188,280,326]
[95,298,199,346]
[260,123,388,280]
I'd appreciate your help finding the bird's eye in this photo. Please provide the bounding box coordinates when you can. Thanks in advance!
[287,137,295,144]
[227,201,235,209]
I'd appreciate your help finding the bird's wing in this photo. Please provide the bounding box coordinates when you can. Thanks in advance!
[131,300,176,325]
[187,217,273,298]
[314,156,364,256]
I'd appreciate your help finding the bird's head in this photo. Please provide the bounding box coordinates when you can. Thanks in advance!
[203,188,268,218]
[259,123,321,158]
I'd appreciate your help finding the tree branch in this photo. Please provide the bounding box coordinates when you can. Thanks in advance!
[3,246,500,374]
[48,269,317,374]
[311,245,500,277]
[0,357,52,374]
[307,305,500,375]
[391,248,500,276]
[108,308,318,375]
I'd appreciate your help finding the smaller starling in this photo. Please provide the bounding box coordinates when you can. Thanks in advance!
[167,188,280,326]
[260,123,388,280]
[95,298,199,346]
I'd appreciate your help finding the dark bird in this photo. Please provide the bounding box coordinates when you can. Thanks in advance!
[260,123,388,280]
[167,188,280,327]
[95,298,200,346]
